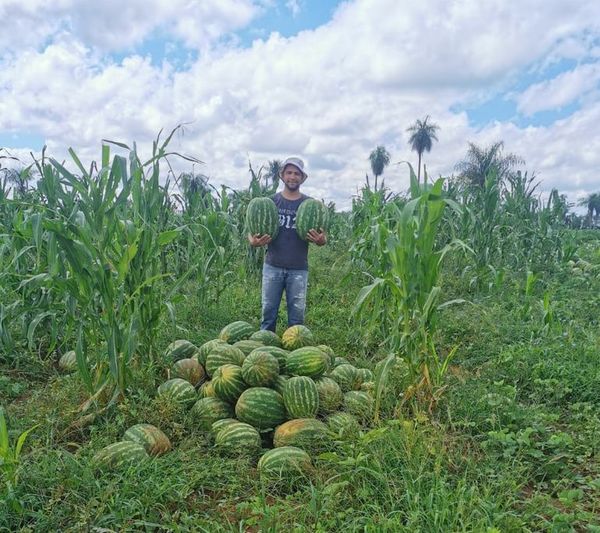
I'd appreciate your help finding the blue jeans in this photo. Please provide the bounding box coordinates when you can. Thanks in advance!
[261,263,308,332]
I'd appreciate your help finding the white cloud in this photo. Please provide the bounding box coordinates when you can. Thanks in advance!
[2,0,600,209]
[286,0,301,17]
[515,63,600,115]
[0,0,261,53]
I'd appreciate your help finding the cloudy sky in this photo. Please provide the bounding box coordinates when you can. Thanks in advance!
[1,0,599,209]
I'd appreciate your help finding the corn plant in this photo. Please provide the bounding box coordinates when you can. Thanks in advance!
[25,129,196,407]
[354,168,467,411]
[0,406,38,512]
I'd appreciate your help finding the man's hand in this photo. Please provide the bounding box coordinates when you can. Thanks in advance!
[248,233,272,247]
[307,229,327,246]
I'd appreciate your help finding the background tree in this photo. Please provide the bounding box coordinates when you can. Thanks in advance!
[455,141,523,188]
[578,192,600,226]
[368,145,390,191]
[406,116,439,183]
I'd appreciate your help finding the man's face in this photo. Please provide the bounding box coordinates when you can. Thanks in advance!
[281,164,305,190]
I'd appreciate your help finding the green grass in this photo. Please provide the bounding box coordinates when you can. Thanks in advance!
[3,239,600,530]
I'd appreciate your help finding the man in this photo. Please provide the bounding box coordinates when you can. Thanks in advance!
[248,156,327,332]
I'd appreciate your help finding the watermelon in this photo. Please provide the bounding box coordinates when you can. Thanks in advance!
[281,325,315,350]
[283,376,319,418]
[58,350,77,372]
[250,330,282,347]
[245,197,279,239]
[198,380,216,398]
[219,321,254,344]
[258,446,312,476]
[205,345,245,377]
[212,364,248,404]
[357,368,374,385]
[333,356,350,367]
[327,412,361,438]
[215,422,261,454]
[343,391,374,421]
[93,441,148,470]
[123,424,171,456]
[314,377,343,414]
[172,358,205,386]
[235,387,287,430]
[286,347,327,378]
[272,375,289,395]
[295,198,330,240]
[330,364,361,392]
[273,418,329,451]
[196,339,227,365]
[242,351,279,387]
[233,339,264,356]
[250,346,289,373]
[374,356,410,384]
[191,397,235,429]
[317,345,336,367]
[210,418,239,437]
[157,378,197,408]
[165,340,198,362]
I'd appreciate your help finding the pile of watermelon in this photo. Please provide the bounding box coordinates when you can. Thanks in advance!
[94,320,380,477]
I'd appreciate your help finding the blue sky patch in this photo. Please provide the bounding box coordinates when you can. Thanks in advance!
[0,131,45,152]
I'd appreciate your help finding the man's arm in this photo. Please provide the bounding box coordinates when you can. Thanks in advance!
[306,229,327,246]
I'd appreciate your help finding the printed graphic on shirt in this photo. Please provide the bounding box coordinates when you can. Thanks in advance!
[278,207,297,229]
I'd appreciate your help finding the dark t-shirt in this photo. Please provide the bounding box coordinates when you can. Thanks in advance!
[265,192,309,270]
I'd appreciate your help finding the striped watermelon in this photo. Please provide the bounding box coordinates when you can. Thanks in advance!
[198,380,216,398]
[281,325,315,350]
[250,346,289,373]
[172,358,206,386]
[245,197,279,239]
[333,356,350,367]
[317,345,336,367]
[258,446,312,477]
[330,364,361,392]
[286,347,327,378]
[93,441,149,470]
[210,418,239,437]
[273,418,329,451]
[250,330,282,347]
[314,377,343,414]
[219,321,254,344]
[235,387,287,430]
[374,356,410,384]
[212,364,248,404]
[242,351,279,386]
[233,339,264,356]
[157,378,197,408]
[123,424,171,456]
[283,376,319,418]
[191,397,235,429]
[357,368,374,385]
[343,391,374,421]
[272,375,289,396]
[196,339,227,365]
[327,412,361,438]
[165,339,198,362]
[205,345,246,377]
[58,350,77,372]
[295,198,330,240]
[215,422,261,454]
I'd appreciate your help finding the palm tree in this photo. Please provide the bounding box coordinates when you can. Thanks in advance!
[368,145,390,190]
[455,141,523,188]
[406,116,439,183]
[578,192,600,226]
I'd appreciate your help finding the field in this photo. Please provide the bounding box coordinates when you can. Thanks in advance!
[1,142,600,531]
